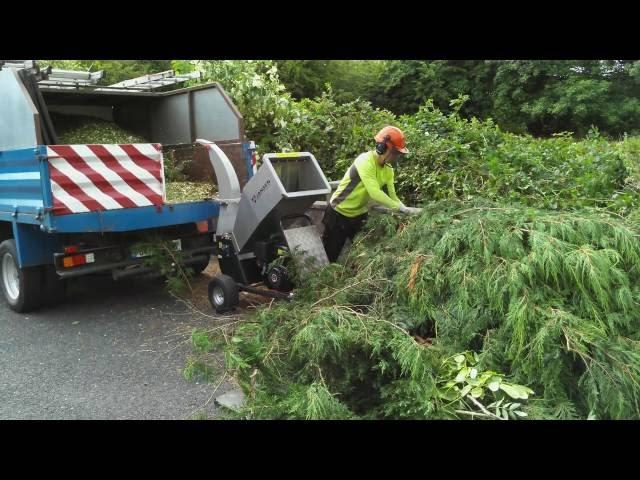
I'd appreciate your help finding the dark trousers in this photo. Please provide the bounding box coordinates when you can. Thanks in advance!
[321,206,368,262]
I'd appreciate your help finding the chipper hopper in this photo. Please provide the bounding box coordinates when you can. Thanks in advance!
[198,140,331,312]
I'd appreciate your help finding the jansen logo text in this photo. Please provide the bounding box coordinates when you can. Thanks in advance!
[251,179,271,203]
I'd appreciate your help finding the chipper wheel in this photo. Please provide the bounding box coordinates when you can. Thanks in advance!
[265,266,292,292]
[208,274,240,313]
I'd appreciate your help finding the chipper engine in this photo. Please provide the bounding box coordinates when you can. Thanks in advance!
[198,140,331,312]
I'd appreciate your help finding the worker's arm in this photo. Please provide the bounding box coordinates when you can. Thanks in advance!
[386,169,401,204]
[355,160,402,210]
[384,167,422,215]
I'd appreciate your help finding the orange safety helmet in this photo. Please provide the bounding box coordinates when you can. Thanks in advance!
[374,126,409,154]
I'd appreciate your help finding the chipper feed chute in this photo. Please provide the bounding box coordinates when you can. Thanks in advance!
[198,143,332,312]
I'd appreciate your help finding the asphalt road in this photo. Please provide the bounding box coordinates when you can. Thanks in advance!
[0,263,236,420]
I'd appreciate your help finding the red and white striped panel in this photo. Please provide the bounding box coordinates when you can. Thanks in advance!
[46,144,166,216]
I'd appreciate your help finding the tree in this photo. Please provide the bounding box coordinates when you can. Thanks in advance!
[276,60,387,104]
[275,60,331,99]
[492,60,640,137]
[372,60,640,138]
[324,60,387,104]
[371,60,498,122]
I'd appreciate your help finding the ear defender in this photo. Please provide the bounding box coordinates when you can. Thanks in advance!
[376,134,391,155]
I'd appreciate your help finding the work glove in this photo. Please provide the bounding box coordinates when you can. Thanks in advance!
[398,204,422,216]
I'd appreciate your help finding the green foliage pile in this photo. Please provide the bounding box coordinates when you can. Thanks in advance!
[132,238,194,295]
[226,201,640,419]
[55,118,219,204]
[57,118,146,145]
[184,329,223,383]
[165,182,217,203]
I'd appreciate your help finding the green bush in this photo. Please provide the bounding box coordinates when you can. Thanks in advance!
[276,93,636,212]
[227,202,640,419]
[275,88,396,180]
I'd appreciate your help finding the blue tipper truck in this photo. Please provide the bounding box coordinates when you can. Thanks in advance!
[0,61,257,312]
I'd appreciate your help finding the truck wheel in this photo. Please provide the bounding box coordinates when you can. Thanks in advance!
[0,239,42,313]
[208,274,239,313]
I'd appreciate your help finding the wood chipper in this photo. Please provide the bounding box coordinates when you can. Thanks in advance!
[198,141,331,312]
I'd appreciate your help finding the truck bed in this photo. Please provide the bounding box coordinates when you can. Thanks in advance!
[47,199,220,233]
[0,144,221,233]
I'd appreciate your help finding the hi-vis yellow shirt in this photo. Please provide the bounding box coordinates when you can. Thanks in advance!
[330,150,402,218]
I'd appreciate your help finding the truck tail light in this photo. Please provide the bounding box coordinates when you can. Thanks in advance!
[62,253,95,268]
[196,220,209,233]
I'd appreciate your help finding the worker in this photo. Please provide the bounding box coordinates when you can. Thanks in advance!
[321,126,421,262]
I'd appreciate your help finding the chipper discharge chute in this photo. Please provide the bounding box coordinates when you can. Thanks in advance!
[198,140,331,312]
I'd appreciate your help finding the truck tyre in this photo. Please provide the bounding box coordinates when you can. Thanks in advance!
[208,274,239,313]
[0,239,43,313]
